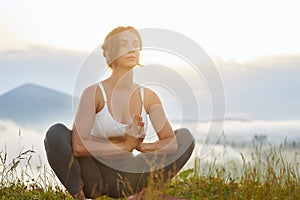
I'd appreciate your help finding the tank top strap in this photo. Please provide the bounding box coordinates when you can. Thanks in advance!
[140,86,144,105]
[98,82,107,103]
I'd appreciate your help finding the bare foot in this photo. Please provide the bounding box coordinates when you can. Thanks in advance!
[127,188,146,200]
[73,189,86,200]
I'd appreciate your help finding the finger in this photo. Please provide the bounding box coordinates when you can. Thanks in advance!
[134,115,143,125]
[139,132,146,138]
[135,114,140,118]
[138,125,145,136]
[137,114,143,122]
[133,114,140,124]
[138,121,144,127]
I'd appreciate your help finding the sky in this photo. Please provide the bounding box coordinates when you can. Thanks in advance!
[1,0,300,60]
[0,0,300,121]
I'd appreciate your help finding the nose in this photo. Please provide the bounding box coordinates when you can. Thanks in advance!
[128,49,139,54]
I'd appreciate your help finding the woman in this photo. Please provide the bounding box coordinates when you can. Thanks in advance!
[44,26,195,199]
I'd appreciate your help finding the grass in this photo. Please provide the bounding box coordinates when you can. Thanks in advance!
[0,141,299,199]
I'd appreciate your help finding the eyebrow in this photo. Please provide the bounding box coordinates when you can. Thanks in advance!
[119,38,139,42]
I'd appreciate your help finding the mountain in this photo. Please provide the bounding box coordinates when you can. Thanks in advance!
[0,83,78,130]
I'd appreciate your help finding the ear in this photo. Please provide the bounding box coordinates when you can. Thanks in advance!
[104,49,111,62]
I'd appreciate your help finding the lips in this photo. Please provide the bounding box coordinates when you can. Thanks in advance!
[126,56,136,59]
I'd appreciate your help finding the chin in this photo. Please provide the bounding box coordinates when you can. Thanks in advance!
[114,59,138,69]
[125,62,138,69]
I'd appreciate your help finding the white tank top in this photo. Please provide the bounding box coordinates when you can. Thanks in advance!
[90,82,148,138]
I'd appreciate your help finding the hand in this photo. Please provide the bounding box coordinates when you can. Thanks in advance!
[124,114,145,151]
[126,114,145,138]
[135,139,144,152]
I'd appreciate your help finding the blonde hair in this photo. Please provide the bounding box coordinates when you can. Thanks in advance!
[102,26,142,68]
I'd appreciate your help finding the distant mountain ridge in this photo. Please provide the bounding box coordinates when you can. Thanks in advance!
[0,83,77,130]
[0,83,251,131]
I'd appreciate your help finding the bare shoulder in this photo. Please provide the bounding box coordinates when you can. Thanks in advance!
[81,84,99,99]
[144,87,162,113]
[80,84,104,110]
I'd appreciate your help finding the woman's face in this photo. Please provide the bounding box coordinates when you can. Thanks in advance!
[108,30,141,69]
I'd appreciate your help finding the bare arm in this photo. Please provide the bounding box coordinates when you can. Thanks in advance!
[71,85,141,158]
[136,89,178,154]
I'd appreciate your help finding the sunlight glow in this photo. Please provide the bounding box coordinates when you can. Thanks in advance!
[0,0,300,63]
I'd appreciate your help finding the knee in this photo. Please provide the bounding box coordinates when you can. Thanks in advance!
[175,128,194,140]
[44,123,71,149]
[175,128,195,149]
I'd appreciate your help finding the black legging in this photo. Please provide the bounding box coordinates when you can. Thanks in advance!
[44,123,195,198]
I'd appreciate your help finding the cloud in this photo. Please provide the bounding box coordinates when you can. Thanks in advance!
[213,54,300,120]
[0,45,88,95]
[1,46,300,121]
[1,116,299,176]
[180,119,300,147]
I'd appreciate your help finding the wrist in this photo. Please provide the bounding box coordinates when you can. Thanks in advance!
[123,145,134,152]
[140,142,159,153]
[136,141,143,152]
[124,134,138,151]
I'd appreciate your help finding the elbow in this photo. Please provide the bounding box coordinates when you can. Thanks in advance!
[71,130,89,157]
[72,143,86,157]
[72,145,82,157]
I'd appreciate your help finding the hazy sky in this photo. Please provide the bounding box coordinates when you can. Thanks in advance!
[0,0,300,121]
[1,0,300,61]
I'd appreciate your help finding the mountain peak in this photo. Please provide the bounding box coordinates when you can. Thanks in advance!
[0,83,76,129]
[1,83,71,98]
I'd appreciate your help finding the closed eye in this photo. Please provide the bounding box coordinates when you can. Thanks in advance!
[132,40,140,49]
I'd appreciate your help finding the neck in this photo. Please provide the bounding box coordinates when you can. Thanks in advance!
[109,67,134,90]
